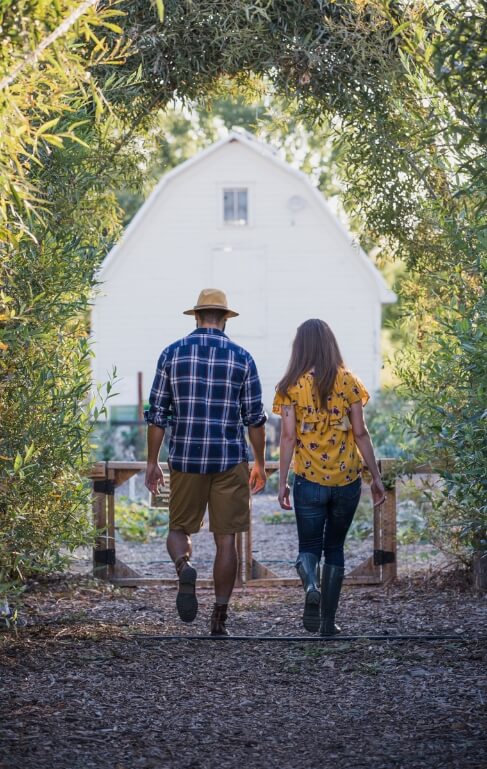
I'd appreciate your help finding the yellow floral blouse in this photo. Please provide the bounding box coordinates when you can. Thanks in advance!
[272,368,369,487]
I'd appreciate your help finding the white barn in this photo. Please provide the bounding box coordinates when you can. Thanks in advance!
[92,130,395,419]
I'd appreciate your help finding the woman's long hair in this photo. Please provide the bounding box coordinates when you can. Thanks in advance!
[277,319,344,408]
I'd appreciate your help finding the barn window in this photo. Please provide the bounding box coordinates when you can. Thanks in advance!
[223,188,248,225]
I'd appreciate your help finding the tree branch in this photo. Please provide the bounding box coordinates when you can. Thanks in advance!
[0,0,98,92]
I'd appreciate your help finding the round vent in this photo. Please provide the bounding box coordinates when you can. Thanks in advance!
[287,195,307,212]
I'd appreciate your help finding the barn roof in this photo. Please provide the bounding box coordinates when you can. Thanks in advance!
[100,129,395,303]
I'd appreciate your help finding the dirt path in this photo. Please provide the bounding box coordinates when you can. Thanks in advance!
[1,572,486,769]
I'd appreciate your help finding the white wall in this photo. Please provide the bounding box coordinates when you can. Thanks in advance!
[92,140,383,412]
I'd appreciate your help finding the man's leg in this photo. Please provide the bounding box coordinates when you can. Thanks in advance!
[210,533,237,636]
[213,533,238,604]
[166,530,192,571]
[167,469,210,623]
[166,530,198,623]
[208,462,250,635]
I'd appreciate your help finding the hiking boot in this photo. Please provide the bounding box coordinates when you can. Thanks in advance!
[210,603,229,636]
[295,552,321,633]
[320,564,345,636]
[175,556,198,623]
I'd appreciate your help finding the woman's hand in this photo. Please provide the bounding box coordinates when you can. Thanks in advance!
[278,483,292,510]
[370,476,386,508]
[145,462,165,495]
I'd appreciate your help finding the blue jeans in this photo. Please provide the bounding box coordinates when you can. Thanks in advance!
[293,475,362,567]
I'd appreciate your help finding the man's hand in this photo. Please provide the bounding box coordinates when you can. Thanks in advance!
[278,484,292,510]
[145,462,165,495]
[371,476,386,508]
[249,463,266,495]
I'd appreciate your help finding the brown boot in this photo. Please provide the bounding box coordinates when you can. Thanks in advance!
[210,603,230,636]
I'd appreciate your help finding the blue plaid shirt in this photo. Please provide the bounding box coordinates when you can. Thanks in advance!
[145,328,267,473]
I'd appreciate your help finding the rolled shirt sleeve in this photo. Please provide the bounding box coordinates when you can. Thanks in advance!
[241,355,267,428]
[144,350,173,428]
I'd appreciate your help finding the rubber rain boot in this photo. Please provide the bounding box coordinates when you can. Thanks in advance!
[295,552,321,632]
[320,564,345,636]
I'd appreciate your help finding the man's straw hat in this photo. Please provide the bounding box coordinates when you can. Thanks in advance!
[183,288,239,318]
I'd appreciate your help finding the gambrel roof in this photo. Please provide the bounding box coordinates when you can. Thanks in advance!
[100,129,395,304]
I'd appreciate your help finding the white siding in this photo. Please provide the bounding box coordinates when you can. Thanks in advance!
[92,138,389,412]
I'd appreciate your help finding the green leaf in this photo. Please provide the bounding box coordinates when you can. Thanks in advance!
[155,0,164,23]
[41,134,64,148]
[13,453,23,472]
[389,22,412,40]
[99,22,124,34]
[24,443,35,463]
[36,118,61,136]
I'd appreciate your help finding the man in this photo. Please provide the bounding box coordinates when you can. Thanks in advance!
[144,288,267,636]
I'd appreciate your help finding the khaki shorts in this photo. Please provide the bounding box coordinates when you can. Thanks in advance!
[169,462,250,535]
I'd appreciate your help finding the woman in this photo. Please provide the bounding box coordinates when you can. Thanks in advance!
[273,319,385,635]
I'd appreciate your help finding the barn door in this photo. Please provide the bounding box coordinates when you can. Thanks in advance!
[211,246,267,338]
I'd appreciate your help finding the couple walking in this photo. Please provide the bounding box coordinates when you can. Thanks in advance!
[145,289,385,636]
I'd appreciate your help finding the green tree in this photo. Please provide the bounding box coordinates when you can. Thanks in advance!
[0,0,137,590]
[1,0,485,600]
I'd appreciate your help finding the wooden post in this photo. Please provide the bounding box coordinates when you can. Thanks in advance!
[92,493,107,579]
[244,473,280,583]
[345,477,382,584]
[245,496,253,582]
[379,458,397,583]
[92,466,109,580]
[472,552,487,592]
[106,466,116,579]
[373,489,381,556]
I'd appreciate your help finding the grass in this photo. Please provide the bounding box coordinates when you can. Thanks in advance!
[262,512,296,525]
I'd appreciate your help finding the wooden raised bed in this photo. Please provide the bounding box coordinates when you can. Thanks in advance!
[89,459,398,588]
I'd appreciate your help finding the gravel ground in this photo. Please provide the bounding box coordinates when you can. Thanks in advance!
[1,572,485,769]
[5,486,482,769]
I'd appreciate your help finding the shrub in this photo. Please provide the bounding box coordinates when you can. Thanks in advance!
[397,295,487,561]
[365,391,418,460]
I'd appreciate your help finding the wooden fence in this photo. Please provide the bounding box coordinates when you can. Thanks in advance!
[89,459,398,588]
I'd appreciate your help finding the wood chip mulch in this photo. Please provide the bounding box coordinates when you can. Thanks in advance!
[1,571,486,769]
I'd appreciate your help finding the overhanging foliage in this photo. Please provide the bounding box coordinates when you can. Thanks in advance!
[0,0,485,590]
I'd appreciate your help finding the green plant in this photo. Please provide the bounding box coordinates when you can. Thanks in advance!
[115,497,168,543]
[348,497,375,543]
[397,294,487,559]
[0,1,137,593]
[347,480,435,546]
[365,391,418,460]
[262,511,295,525]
